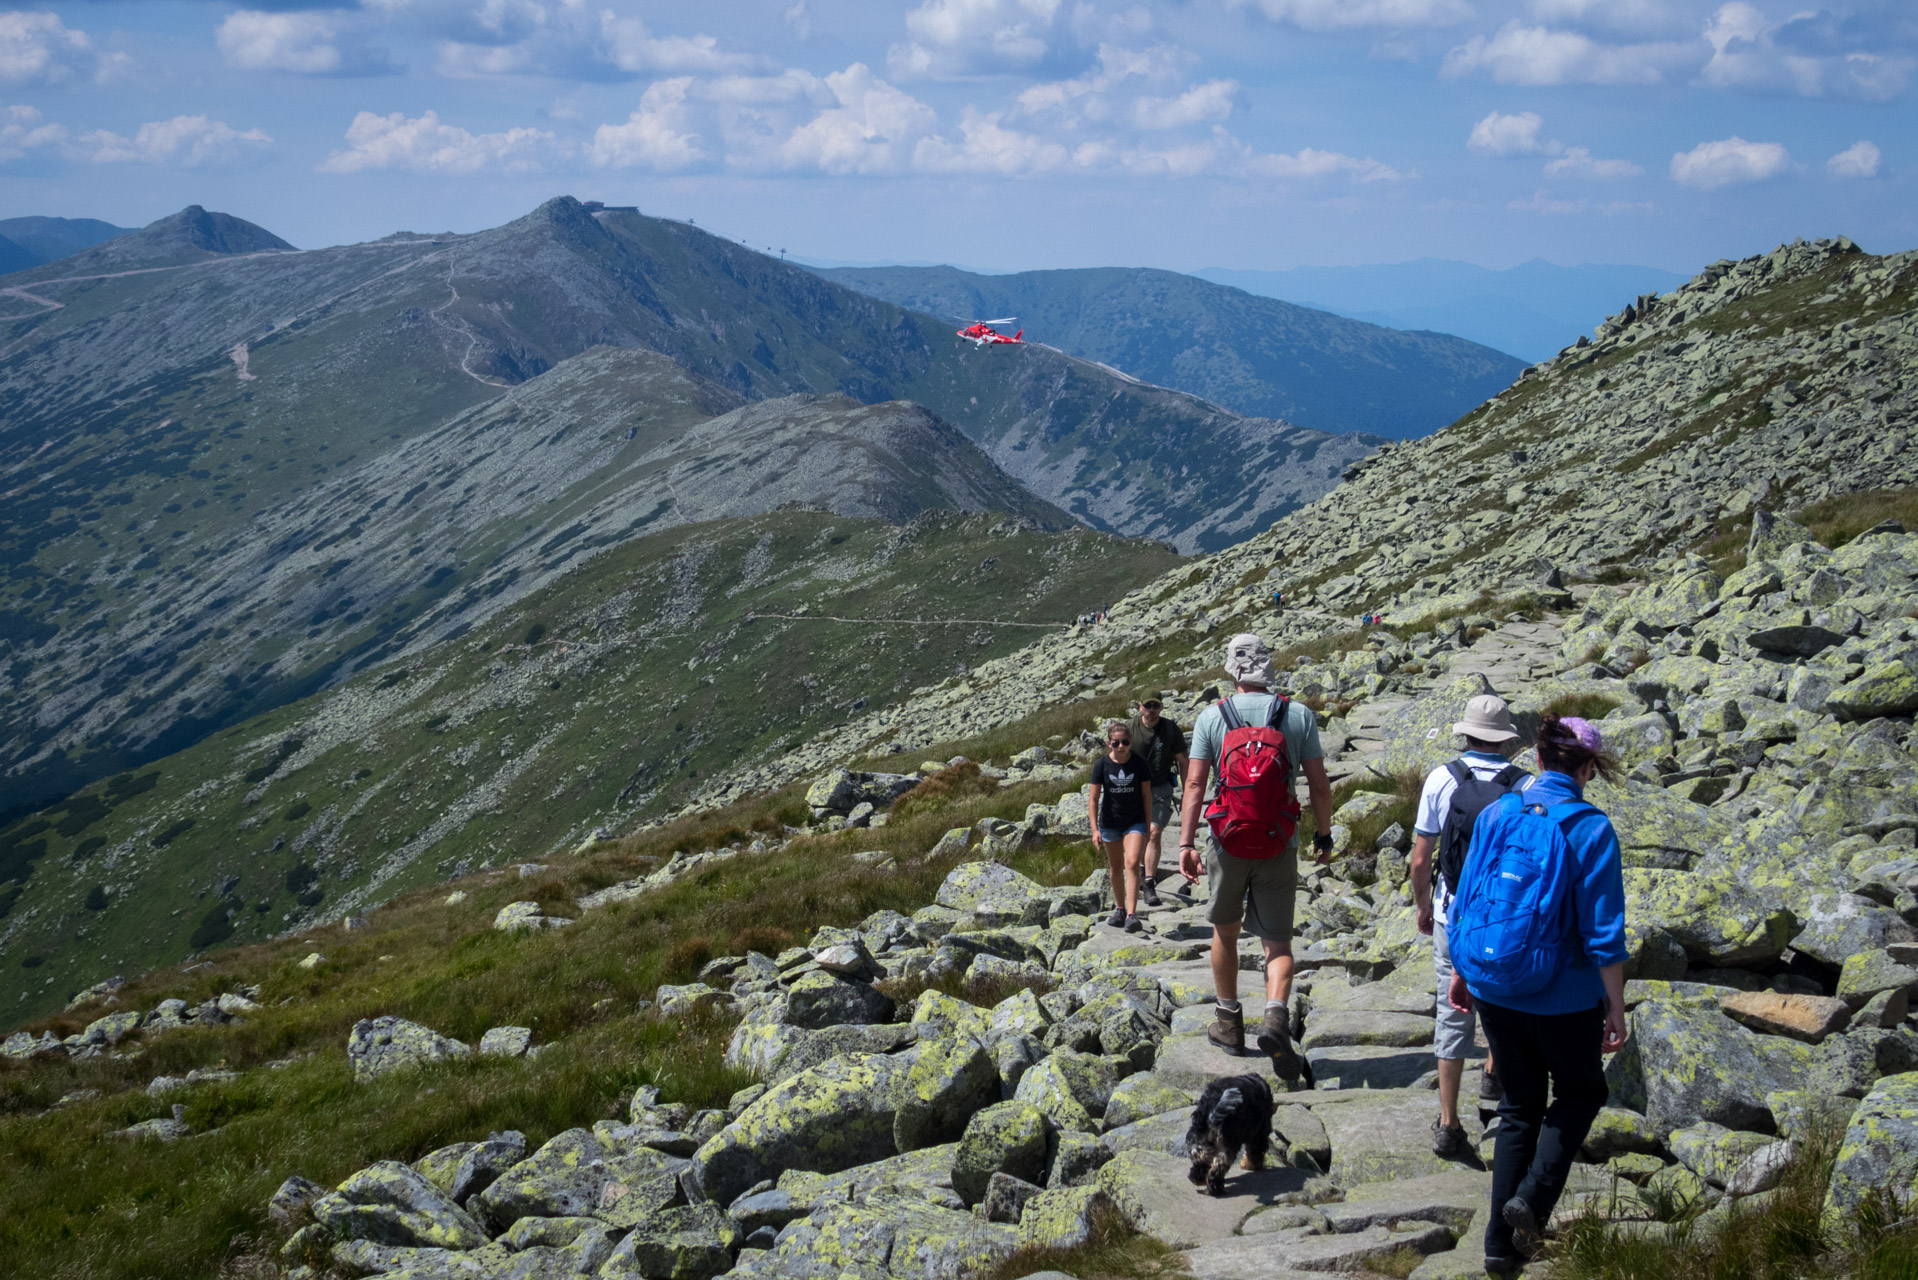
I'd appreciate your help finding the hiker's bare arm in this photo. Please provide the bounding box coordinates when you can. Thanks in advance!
[1601,963,1627,1053]
[1303,757,1333,864]
[1178,757,1210,878]
[1087,783,1102,845]
[1410,832,1438,935]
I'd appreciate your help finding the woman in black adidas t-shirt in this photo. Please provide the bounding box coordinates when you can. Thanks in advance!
[1089,720,1152,934]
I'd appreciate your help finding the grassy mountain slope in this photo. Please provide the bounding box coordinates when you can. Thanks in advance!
[0,216,134,268]
[0,506,1177,1018]
[0,197,1368,822]
[0,236,34,275]
[814,263,1523,437]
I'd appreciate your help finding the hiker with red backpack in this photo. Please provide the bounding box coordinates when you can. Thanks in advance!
[1445,715,1628,1276]
[1408,693,1529,1158]
[1176,633,1335,1082]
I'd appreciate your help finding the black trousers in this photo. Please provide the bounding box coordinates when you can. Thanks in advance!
[1476,997,1609,1259]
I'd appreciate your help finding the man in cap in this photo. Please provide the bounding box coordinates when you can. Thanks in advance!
[1127,694,1188,907]
[1409,692,1529,1157]
[1177,633,1334,1081]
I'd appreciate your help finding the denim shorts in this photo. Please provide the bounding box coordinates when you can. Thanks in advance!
[1099,823,1149,843]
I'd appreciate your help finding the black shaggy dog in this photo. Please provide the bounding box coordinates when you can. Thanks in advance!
[1184,1073,1276,1196]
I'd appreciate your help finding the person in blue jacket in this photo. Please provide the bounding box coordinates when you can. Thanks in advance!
[1447,713,1628,1274]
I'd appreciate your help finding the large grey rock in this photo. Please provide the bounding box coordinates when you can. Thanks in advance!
[1792,894,1918,969]
[1096,1149,1315,1248]
[754,1196,1018,1280]
[1827,1071,1918,1215]
[724,1020,915,1084]
[1668,1122,1775,1187]
[782,970,896,1029]
[1381,674,1498,776]
[1185,1223,1453,1278]
[893,1035,1001,1152]
[694,1051,911,1206]
[413,1130,527,1205]
[1320,1169,1490,1233]
[347,1017,471,1083]
[1103,1074,1192,1131]
[1607,999,1811,1134]
[598,1201,739,1280]
[471,1128,678,1232]
[1013,1050,1119,1132]
[1304,1045,1437,1091]
[310,1161,488,1249]
[1150,1030,1287,1093]
[1622,871,1795,966]
[1306,1089,1483,1186]
[953,1100,1052,1206]
[1297,1010,1434,1051]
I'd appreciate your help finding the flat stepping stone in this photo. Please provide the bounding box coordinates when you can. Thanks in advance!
[1170,994,1271,1036]
[1150,1030,1295,1093]
[1306,1045,1438,1091]
[1322,1169,1491,1233]
[1100,1108,1190,1157]
[1186,1221,1454,1280]
[1097,1149,1318,1249]
[1300,1089,1485,1186]
[1298,1010,1435,1050]
[1305,977,1436,1017]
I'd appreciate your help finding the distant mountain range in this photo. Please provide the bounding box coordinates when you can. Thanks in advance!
[814,264,1522,439]
[1196,259,1691,365]
[0,214,135,271]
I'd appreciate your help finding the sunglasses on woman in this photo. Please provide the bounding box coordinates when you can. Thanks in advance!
[1109,736,1130,745]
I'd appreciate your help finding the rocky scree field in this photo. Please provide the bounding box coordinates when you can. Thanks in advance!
[2,235,1918,1280]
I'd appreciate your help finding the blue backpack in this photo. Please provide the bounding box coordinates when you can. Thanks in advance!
[1448,792,1596,1001]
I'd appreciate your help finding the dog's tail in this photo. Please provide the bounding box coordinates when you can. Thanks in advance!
[1208,1086,1245,1126]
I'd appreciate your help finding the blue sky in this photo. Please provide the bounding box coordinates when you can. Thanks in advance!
[1,0,1912,273]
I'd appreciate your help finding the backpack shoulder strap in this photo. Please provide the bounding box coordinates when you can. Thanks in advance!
[1493,764,1527,788]
[1215,696,1245,732]
[1551,801,1601,836]
[1268,695,1290,729]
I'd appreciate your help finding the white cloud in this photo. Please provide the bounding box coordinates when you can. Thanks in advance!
[889,0,1064,79]
[1467,109,1546,154]
[783,2,811,40]
[1701,1,1914,100]
[82,115,273,166]
[1230,0,1472,32]
[597,14,762,75]
[319,109,558,173]
[1525,0,1690,38]
[1247,145,1400,181]
[1017,44,1188,128]
[1669,135,1790,189]
[1544,145,1643,178]
[1509,187,1654,214]
[1443,21,1689,84]
[432,6,761,80]
[779,63,939,174]
[1133,78,1238,129]
[913,106,1069,173]
[217,10,393,75]
[0,10,117,85]
[1827,139,1880,179]
[0,101,65,160]
[589,77,704,169]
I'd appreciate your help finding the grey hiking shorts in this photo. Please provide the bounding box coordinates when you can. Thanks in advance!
[1204,838,1297,943]
[1149,787,1175,829]
[1433,920,1476,1059]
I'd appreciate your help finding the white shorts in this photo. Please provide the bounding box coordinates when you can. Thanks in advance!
[1432,920,1476,1060]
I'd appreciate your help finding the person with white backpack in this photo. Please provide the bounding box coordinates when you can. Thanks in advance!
[1445,714,1629,1275]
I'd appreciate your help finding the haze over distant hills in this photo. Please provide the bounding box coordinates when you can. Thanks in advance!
[0,215,135,272]
[814,263,1522,439]
[1197,259,1691,364]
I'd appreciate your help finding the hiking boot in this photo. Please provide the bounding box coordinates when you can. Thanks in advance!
[1482,1255,1522,1277]
[1479,1066,1503,1103]
[1257,1004,1302,1083]
[1123,913,1144,933]
[1140,878,1162,908]
[1502,1195,1542,1258]
[1104,907,1126,929]
[1431,1119,1471,1158]
[1207,1003,1244,1053]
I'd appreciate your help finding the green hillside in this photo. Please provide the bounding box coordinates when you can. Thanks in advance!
[814,263,1524,438]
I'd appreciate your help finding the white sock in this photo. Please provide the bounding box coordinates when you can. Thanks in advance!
[1218,999,1241,1013]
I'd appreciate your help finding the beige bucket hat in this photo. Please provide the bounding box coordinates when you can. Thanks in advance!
[1453,693,1519,742]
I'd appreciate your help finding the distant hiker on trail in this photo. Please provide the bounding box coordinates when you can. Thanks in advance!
[1089,720,1152,934]
[1177,633,1334,1081]
[1126,695,1188,907]
[1408,693,1529,1158]
[1446,714,1627,1276]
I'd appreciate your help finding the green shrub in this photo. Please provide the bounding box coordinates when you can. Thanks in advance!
[1542,691,1624,722]
[282,801,312,822]
[187,902,235,951]
[82,886,107,912]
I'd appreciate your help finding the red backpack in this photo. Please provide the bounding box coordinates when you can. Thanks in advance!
[1204,695,1303,860]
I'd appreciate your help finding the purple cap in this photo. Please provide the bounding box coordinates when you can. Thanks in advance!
[1556,716,1605,753]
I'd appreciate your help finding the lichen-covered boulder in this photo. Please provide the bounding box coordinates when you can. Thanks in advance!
[1102,1074,1191,1132]
[724,1021,914,1085]
[310,1161,488,1249]
[953,1100,1052,1206]
[599,1201,739,1280]
[1014,1050,1118,1133]
[1622,871,1795,967]
[782,971,896,1029]
[988,988,1052,1041]
[267,1175,325,1228]
[893,1035,1001,1152]
[935,862,1047,921]
[989,1033,1045,1099]
[347,1017,471,1083]
[1836,950,1918,1009]
[470,1128,677,1232]
[1381,674,1496,775]
[412,1130,526,1205]
[1828,660,1918,721]
[1789,895,1918,969]
[911,990,994,1043]
[752,1196,1018,1280]
[1609,999,1811,1133]
[693,1051,911,1206]
[1668,1122,1775,1188]
[1826,1071,1918,1215]
[1017,1184,1114,1250]
[1580,1107,1661,1161]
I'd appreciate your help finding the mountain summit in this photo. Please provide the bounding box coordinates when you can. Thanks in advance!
[48,205,295,271]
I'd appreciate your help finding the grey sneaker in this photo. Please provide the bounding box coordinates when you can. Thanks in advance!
[1105,907,1126,928]
[1124,913,1144,933]
[1431,1119,1471,1158]
[1503,1195,1541,1258]
[1208,1003,1244,1052]
[1257,1004,1302,1083]
[1139,878,1162,907]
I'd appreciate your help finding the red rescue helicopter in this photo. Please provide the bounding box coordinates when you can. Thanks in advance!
[957,317,1024,347]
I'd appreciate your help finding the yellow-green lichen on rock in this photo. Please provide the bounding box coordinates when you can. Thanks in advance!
[1826,1071,1918,1215]
[694,1050,911,1206]
[1621,869,1794,966]
[310,1161,488,1250]
[892,1033,1001,1152]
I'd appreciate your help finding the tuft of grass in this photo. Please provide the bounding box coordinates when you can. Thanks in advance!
[891,762,1001,822]
[878,966,1059,1014]
[985,1203,1194,1280]
[1329,769,1423,858]
[1359,1245,1431,1278]
[1792,486,1918,551]
[1542,692,1624,722]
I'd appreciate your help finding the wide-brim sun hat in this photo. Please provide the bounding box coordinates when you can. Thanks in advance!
[1452,693,1519,742]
